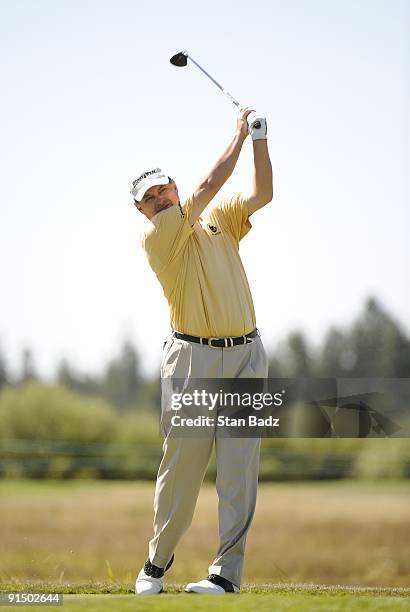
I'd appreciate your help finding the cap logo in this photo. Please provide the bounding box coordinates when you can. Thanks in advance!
[132,168,162,188]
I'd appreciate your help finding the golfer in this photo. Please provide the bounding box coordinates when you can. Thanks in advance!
[132,106,273,595]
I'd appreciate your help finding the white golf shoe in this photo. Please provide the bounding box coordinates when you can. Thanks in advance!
[185,573,240,594]
[135,566,163,595]
[135,554,174,595]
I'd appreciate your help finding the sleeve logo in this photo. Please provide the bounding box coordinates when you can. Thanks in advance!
[207,223,221,235]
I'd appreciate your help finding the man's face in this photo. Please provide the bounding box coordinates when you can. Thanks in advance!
[135,179,180,220]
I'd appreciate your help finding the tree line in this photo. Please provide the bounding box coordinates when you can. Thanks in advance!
[0,295,409,480]
[0,295,409,411]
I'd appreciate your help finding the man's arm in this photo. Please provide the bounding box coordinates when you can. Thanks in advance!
[246,130,273,217]
[189,107,254,226]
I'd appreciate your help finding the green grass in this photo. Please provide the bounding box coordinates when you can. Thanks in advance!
[1,479,409,597]
[0,584,409,611]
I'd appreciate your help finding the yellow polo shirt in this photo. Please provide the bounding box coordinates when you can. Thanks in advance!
[141,193,256,337]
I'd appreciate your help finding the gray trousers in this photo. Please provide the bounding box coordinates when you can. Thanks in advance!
[148,329,269,588]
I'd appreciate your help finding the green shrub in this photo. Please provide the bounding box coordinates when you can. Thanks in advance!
[349,438,410,480]
[0,381,118,443]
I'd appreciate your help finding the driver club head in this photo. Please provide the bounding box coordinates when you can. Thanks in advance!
[170,50,188,67]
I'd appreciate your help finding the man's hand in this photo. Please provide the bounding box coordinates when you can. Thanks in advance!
[247,113,268,140]
[236,106,255,139]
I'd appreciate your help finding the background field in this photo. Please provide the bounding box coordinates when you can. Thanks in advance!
[1,479,409,589]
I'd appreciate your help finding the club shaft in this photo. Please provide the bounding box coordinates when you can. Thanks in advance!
[186,54,240,108]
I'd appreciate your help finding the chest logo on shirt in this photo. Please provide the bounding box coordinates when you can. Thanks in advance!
[207,223,221,235]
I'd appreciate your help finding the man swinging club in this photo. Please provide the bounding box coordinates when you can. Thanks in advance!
[131,105,273,595]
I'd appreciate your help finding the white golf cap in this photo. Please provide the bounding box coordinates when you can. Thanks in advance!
[130,168,170,202]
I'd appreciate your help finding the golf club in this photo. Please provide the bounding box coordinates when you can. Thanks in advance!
[170,50,261,129]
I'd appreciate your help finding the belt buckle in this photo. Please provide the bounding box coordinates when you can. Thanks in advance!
[208,337,220,348]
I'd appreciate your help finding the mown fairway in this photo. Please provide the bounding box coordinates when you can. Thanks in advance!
[0,479,409,602]
[27,589,410,611]
[0,586,408,612]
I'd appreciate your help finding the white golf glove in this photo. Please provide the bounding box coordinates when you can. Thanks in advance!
[247,112,267,140]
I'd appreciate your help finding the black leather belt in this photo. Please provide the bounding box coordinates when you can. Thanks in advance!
[173,328,258,348]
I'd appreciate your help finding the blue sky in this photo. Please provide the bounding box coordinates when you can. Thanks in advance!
[1,0,409,378]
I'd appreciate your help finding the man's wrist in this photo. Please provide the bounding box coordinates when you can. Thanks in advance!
[234,129,247,144]
[252,138,268,148]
